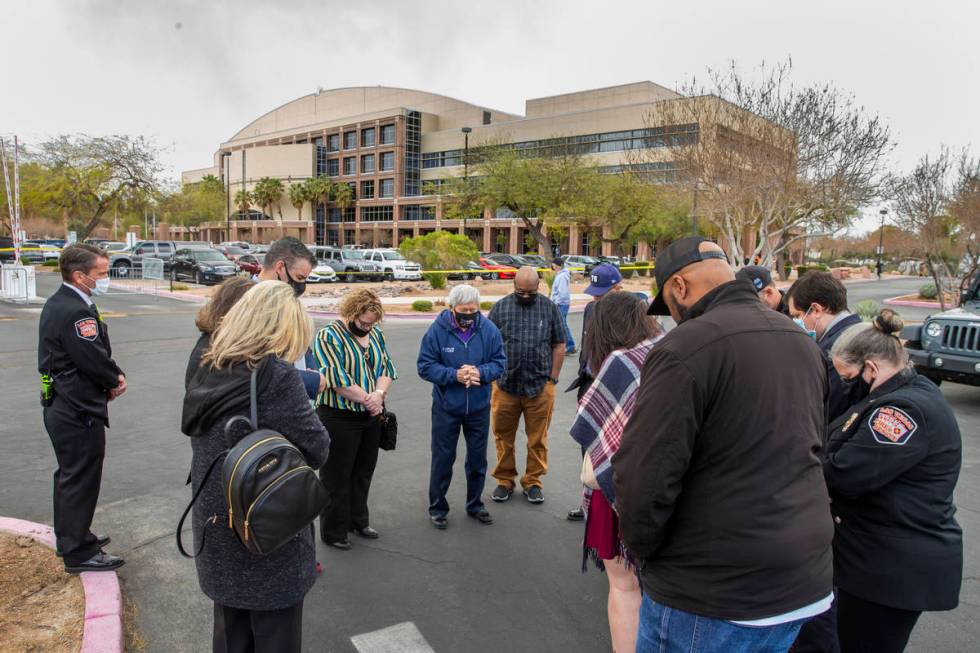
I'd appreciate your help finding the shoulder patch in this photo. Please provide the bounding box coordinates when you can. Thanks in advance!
[868,406,918,445]
[74,317,99,341]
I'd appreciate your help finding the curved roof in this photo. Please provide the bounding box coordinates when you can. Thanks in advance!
[227,86,522,143]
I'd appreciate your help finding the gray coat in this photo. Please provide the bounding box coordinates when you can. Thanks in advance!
[188,358,329,610]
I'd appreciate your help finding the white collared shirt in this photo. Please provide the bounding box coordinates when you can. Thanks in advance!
[64,282,94,307]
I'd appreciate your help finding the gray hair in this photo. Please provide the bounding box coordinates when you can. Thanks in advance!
[830,309,908,368]
[447,284,480,307]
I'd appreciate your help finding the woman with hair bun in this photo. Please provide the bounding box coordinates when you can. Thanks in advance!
[825,309,963,653]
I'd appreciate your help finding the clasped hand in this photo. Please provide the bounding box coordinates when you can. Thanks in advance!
[456,365,481,388]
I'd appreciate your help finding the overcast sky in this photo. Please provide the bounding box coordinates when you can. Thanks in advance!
[3,0,977,229]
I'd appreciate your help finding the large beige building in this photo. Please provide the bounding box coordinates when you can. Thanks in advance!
[179,82,702,257]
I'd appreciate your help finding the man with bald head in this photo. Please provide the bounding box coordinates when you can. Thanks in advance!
[613,237,834,652]
[487,266,567,504]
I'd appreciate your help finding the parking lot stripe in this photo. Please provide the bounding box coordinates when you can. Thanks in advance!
[351,622,436,653]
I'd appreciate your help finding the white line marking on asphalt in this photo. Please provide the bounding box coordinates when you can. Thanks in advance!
[351,622,436,653]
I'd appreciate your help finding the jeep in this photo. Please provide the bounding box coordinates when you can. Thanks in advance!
[902,272,980,386]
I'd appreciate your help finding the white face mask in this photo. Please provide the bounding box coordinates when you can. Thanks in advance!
[82,274,110,296]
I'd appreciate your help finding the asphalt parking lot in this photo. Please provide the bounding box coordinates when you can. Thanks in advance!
[0,274,976,652]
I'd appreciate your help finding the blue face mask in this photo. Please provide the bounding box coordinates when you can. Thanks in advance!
[793,307,817,340]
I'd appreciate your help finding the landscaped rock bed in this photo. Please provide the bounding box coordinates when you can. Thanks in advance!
[0,532,84,653]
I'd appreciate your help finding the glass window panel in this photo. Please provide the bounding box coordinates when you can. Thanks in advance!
[327,134,340,152]
[361,154,375,174]
[380,151,395,171]
[380,124,396,144]
[380,178,394,198]
[344,131,357,149]
[343,157,356,175]
[361,127,375,148]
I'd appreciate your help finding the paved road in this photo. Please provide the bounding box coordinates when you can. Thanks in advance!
[0,274,976,652]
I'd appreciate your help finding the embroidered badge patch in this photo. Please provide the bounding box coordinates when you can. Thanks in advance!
[868,406,917,445]
[75,318,98,341]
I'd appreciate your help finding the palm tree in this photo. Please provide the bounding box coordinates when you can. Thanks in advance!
[267,178,285,222]
[233,189,253,218]
[288,180,311,221]
[252,177,282,221]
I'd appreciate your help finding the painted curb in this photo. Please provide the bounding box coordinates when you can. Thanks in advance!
[0,516,124,653]
[883,296,943,309]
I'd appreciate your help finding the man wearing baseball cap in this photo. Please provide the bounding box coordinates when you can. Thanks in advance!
[736,265,789,315]
[614,237,834,651]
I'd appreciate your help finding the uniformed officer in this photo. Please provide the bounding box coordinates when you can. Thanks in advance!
[38,243,127,573]
[825,309,962,653]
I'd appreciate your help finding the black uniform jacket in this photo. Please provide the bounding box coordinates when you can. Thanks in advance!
[37,284,124,424]
[825,368,963,612]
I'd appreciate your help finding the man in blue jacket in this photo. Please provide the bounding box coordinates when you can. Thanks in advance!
[417,284,506,529]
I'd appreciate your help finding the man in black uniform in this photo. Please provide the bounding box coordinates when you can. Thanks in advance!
[38,244,126,573]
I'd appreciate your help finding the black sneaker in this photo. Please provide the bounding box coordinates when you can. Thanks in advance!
[467,509,494,524]
[491,485,513,502]
[523,486,544,503]
[64,551,124,574]
[430,515,448,530]
[567,507,585,521]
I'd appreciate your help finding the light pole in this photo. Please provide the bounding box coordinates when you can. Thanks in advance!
[461,127,472,179]
[876,208,888,280]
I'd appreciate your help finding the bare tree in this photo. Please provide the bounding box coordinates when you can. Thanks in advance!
[949,152,980,297]
[645,60,893,271]
[891,148,958,309]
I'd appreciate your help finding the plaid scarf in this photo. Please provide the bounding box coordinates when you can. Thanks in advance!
[569,336,661,515]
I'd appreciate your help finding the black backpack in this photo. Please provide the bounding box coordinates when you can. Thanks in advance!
[178,368,327,557]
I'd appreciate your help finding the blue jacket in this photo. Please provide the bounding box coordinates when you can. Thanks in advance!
[417,310,506,416]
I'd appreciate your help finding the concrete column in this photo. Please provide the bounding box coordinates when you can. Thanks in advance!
[568,225,581,255]
[482,226,492,252]
[391,226,399,247]
[509,224,520,254]
[601,225,614,256]
[637,242,651,260]
[458,222,465,235]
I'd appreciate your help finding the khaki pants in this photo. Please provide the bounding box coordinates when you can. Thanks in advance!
[490,382,556,490]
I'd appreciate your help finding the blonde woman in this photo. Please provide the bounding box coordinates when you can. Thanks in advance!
[181,280,330,653]
[312,288,397,549]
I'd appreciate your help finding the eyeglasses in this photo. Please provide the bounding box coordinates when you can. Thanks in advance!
[514,290,538,298]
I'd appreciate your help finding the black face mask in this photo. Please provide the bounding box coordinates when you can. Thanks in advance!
[281,266,306,297]
[347,320,371,338]
[840,367,872,398]
[454,311,477,328]
[515,293,537,307]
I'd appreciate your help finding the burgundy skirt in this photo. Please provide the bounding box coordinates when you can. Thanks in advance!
[582,490,633,572]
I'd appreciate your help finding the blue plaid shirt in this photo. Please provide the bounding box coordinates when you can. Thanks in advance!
[488,293,565,397]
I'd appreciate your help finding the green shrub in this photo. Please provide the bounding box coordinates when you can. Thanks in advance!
[43,259,60,267]
[423,272,446,290]
[172,283,190,291]
[651,279,659,297]
[796,265,809,278]
[854,299,879,321]
[543,270,556,293]
[479,301,494,311]
[412,300,434,312]
[809,264,830,272]
[918,283,938,300]
[634,260,651,277]
[783,264,792,280]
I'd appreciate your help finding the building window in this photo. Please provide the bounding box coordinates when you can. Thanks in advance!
[346,182,356,200]
[312,137,324,147]
[362,205,393,222]
[344,131,357,150]
[343,207,356,223]
[327,229,339,246]
[315,204,325,245]
[361,180,375,199]
[343,156,356,176]
[327,133,340,152]
[328,208,342,223]
[403,110,421,196]
[361,127,375,148]
[361,154,375,174]
[380,124,396,145]
[422,179,444,195]
[345,229,356,245]
[316,146,328,176]
[327,158,339,176]
[402,205,436,221]
[380,151,395,171]
[380,178,394,198]
[483,110,491,125]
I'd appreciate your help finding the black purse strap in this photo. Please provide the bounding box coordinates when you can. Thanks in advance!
[250,366,258,429]
[176,451,226,559]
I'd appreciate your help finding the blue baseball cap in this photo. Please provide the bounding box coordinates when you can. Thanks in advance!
[585,263,623,297]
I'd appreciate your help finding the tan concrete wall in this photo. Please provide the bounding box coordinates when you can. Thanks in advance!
[228,144,314,187]
[181,166,219,185]
[525,81,681,118]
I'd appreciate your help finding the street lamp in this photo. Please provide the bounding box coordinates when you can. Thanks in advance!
[876,208,888,280]
[461,127,472,179]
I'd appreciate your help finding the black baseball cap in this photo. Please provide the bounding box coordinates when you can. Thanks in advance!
[735,265,774,291]
[648,237,728,315]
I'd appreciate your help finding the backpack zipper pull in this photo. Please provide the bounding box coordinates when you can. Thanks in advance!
[228,508,233,528]
[244,521,249,542]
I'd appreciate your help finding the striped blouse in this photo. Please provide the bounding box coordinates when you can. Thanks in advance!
[312,320,398,412]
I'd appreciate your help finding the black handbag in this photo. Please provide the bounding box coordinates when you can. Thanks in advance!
[379,403,398,451]
[177,368,327,557]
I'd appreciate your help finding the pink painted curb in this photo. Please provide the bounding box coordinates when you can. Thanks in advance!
[0,516,124,653]
[883,296,943,309]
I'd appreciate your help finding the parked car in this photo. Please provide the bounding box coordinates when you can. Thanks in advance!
[216,245,251,261]
[597,255,623,268]
[561,254,600,273]
[169,248,239,285]
[478,257,517,280]
[101,241,128,253]
[363,248,423,281]
[902,271,980,387]
[445,261,491,281]
[520,254,548,269]
[21,241,54,263]
[311,246,382,282]
[219,241,252,251]
[110,240,211,276]
[234,253,263,276]
[39,238,67,248]
[488,253,529,269]
[0,236,16,263]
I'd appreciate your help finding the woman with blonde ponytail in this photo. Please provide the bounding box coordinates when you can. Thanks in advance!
[823,309,963,653]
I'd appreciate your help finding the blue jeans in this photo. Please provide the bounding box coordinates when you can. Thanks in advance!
[428,403,490,517]
[557,303,575,351]
[637,593,804,653]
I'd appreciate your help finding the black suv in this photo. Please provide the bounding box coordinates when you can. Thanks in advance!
[169,248,239,285]
[903,272,980,386]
